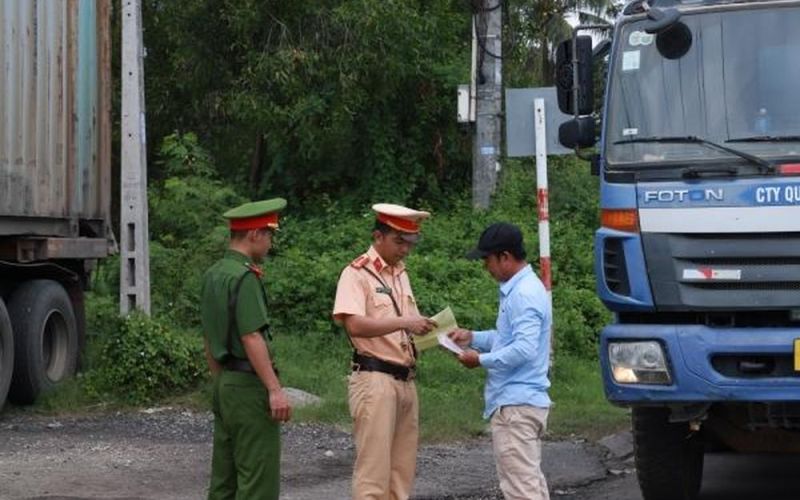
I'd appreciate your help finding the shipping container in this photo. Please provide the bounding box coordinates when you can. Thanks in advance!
[0,0,111,237]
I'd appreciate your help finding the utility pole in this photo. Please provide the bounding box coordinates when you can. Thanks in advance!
[120,0,151,315]
[472,0,503,209]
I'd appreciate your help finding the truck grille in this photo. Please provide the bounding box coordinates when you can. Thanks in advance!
[711,354,796,379]
[603,239,630,296]
[642,232,800,310]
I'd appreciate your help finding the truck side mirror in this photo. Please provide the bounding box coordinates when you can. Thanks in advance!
[642,7,681,34]
[656,22,692,60]
[559,117,596,149]
[555,36,594,115]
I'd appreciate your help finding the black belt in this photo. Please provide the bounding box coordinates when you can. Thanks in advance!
[223,358,280,377]
[223,358,255,373]
[352,352,415,381]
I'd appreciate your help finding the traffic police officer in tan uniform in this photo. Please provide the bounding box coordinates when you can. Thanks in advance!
[201,198,291,500]
[333,203,437,500]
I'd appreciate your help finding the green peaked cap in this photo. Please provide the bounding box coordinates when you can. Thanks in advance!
[223,198,287,220]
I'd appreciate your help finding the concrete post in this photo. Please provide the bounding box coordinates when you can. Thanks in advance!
[120,0,151,315]
[472,0,503,209]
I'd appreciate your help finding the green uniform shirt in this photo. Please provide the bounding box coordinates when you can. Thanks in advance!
[201,249,270,361]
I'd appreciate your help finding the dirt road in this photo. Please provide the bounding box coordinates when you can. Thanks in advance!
[0,407,614,500]
[566,452,800,500]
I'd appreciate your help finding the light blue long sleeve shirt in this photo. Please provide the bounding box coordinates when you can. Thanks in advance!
[471,264,552,419]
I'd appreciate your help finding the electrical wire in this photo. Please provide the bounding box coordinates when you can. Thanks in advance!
[469,0,502,12]
[472,0,504,60]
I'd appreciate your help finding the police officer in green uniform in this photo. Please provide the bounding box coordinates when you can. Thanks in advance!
[201,198,292,500]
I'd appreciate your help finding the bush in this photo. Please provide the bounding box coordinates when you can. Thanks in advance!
[150,132,245,247]
[84,312,204,405]
[143,133,245,325]
[553,286,611,359]
[137,157,606,356]
[78,144,607,413]
[264,206,501,337]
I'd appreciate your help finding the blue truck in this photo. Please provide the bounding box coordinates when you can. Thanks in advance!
[556,1,800,499]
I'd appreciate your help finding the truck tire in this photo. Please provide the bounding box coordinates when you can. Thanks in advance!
[0,299,13,411]
[633,407,704,500]
[8,280,79,404]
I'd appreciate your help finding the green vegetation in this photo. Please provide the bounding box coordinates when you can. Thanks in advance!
[137,0,617,203]
[83,312,204,405]
[280,337,628,442]
[549,355,629,440]
[16,131,628,441]
[18,1,630,439]
[141,0,472,204]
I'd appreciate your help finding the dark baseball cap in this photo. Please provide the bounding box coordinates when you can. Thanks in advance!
[466,222,524,260]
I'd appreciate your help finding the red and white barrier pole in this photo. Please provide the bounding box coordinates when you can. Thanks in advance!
[534,98,554,367]
[534,98,552,296]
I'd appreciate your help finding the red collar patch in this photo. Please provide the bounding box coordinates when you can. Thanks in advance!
[246,263,264,278]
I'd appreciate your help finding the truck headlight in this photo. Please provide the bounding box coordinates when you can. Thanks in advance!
[608,341,671,385]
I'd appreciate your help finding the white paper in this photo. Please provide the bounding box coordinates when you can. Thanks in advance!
[415,307,458,351]
[437,333,464,354]
[622,51,640,72]
[622,128,639,136]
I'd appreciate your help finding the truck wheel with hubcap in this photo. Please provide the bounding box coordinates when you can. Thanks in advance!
[8,280,78,404]
[633,407,704,500]
[0,298,13,411]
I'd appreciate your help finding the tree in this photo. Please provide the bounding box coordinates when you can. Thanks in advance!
[504,0,620,87]
[134,0,475,208]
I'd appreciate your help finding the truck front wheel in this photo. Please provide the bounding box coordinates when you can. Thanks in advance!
[633,407,704,500]
[0,298,13,411]
[8,280,78,404]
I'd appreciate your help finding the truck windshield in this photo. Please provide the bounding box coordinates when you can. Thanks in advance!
[606,6,800,167]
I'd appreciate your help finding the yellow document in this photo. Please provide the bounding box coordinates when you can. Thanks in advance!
[415,306,459,352]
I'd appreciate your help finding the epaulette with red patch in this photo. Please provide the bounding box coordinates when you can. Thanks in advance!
[350,254,370,269]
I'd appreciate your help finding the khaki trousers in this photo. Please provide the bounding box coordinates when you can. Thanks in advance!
[490,405,550,500]
[349,370,419,500]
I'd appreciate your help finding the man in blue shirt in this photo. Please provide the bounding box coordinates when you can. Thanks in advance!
[449,222,552,500]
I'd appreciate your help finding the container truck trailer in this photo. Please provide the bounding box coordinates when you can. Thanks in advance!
[0,0,113,409]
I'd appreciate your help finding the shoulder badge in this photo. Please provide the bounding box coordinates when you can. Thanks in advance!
[350,254,370,269]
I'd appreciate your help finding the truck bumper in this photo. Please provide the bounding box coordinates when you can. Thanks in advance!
[601,324,800,404]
